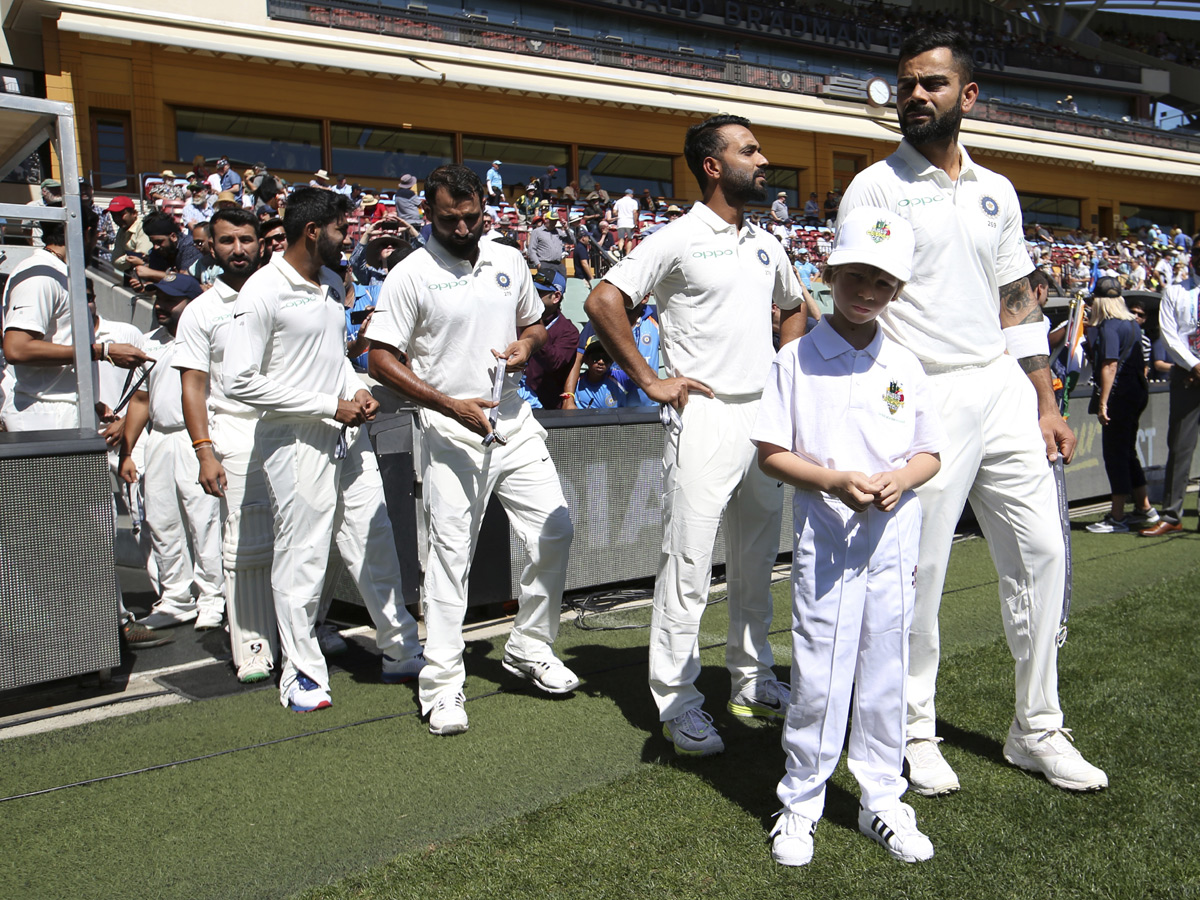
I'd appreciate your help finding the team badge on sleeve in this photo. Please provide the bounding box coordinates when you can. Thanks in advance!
[496,272,511,289]
[883,380,904,415]
[757,248,770,266]
[980,196,1000,217]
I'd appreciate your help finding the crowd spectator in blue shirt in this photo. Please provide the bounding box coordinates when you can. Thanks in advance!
[563,300,659,408]
[792,247,819,290]
[573,337,627,409]
[216,157,242,199]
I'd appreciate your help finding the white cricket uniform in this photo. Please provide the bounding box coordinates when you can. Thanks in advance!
[752,319,944,819]
[139,327,224,619]
[603,201,805,721]
[173,279,278,669]
[840,139,1065,738]
[1,249,79,430]
[371,235,573,713]
[223,255,362,704]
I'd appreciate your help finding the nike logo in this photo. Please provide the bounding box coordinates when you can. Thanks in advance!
[233,312,247,318]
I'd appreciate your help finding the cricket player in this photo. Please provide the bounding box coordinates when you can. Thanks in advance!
[837,29,1106,793]
[223,187,375,712]
[174,207,280,682]
[368,164,578,737]
[118,274,225,632]
[585,115,809,756]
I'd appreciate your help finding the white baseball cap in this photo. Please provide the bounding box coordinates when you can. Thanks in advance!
[828,206,914,282]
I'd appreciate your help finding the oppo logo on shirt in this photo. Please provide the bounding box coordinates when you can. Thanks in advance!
[281,296,319,310]
[429,279,469,291]
[897,196,944,207]
[691,249,735,259]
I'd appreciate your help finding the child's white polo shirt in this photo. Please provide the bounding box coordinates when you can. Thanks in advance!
[603,201,805,399]
[751,318,944,475]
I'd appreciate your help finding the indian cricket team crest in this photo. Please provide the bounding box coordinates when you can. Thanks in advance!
[883,379,904,415]
[495,271,512,289]
[756,248,770,266]
[980,195,1000,217]
[868,220,891,243]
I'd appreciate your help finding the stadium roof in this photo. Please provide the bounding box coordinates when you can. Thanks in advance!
[996,0,1200,14]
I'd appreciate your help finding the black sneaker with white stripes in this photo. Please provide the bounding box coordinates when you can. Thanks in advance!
[857,803,934,862]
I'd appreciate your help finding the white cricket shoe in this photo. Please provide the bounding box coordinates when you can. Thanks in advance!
[138,600,198,630]
[317,621,348,656]
[501,653,580,694]
[904,737,961,796]
[287,674,332,712]
[663,708,724,757]
[1002,721,1108,791]
[728,679,790,721]
[237,654,273,684]
[428,690,468,736]
[194,607,224,631]
[382,652,426,684]
[858,803,934,863]
[769,810,817,867]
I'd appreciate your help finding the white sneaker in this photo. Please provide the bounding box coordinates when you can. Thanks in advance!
[728,679,790,720]
[1002,721,1108,791]
[663,708,724,757]
[1125,506,1160,527]
[1086,514,1130,534]
[501,653,580,694]
[858,803,934,863]
[317,622,348,656]
[769,810,817,866]
[237,654,273,684]
[138,600,198,630]
[904,737,960,796]
[382,652,426,684]
[194,607,224,631]
[287,674,332,712]
[428,691,469,736]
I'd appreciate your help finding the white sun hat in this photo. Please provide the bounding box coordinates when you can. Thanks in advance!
[828,206,915,282]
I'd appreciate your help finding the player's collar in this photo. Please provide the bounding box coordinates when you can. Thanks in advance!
[809,316,885,362]
[896,139,978,182]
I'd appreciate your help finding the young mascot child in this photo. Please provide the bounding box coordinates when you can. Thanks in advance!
[751,206,946,866]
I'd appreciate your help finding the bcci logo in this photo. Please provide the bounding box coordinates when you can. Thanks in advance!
[883,380,904,415]
[868,220,892,244]
[980,195,1000,217]
[496,272,511,289]
[756,248,770,266]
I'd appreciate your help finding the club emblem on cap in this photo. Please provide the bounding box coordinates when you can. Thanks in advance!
[496,272,511,289]
[162,273,176,282]
[757,248,770,266]
[883,380,904,414]
[868,220,892,243]
[980,196,1000,217]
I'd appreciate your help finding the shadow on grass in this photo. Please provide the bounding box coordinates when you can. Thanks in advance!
[936,717,1004,765]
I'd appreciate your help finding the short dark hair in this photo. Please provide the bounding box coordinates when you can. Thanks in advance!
[260,216,284,235]
[1027,267,1059,294]
[423,164,486,208]
[282,186,351,243]
[142,212,179,237]
[211,207,260,236]
[898,29,974,84]
[41,221,66,247]
[683,114,752,190]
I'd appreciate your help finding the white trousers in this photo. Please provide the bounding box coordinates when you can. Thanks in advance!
[257,418,342,705]
[142,427,224,614]
[1,396,78,431]
[649,395,783,721]
[330,426,422,659]
[417,404,573,713]
[210,413,278,669]
[778,492,918,819]
[909,355,1064,738]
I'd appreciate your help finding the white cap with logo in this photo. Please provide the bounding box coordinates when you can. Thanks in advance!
[828,206,915,282]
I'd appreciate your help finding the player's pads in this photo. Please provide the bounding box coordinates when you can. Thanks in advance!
[223,503,278,668]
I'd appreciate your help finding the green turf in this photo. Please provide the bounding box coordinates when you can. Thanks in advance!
[1,523,1198,900]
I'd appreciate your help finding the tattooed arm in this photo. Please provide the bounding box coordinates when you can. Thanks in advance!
[999,276,1075,463]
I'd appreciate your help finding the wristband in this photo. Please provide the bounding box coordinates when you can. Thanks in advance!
[1003,322,1049,360]
[100,342,111,362]
[192,438,213,450]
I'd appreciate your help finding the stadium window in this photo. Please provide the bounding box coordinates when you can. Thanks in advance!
[1119,203,1193,235]
[175,108,322,176]
[1019,193,1081,231]
[831,153,865,193]
[331,123,453,182]
[763,168,799,211]
[578,148,673,200]
[463,138,569,199]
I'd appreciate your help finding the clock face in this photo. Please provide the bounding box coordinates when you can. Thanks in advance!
[866,78,891,107]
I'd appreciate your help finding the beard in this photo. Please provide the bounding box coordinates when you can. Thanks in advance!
[435,220,484,260]
[316,229,344,270]
[899,96,964,146]
[723,165,768,205]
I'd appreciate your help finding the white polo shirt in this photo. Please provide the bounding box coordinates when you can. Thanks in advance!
[223,255,360,420]
[1158,275,1200,370]
[142,326,186,430]
[94,316,144,410]
[613,195,639,230]
[838,140,1033,368]
[1,249,75,402]
[172,278,255,417]
[751,318,944,476]
[603,201,804,399]
[370,234,541,402]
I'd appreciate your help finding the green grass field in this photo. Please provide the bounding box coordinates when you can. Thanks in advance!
[2,523,1199,900]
